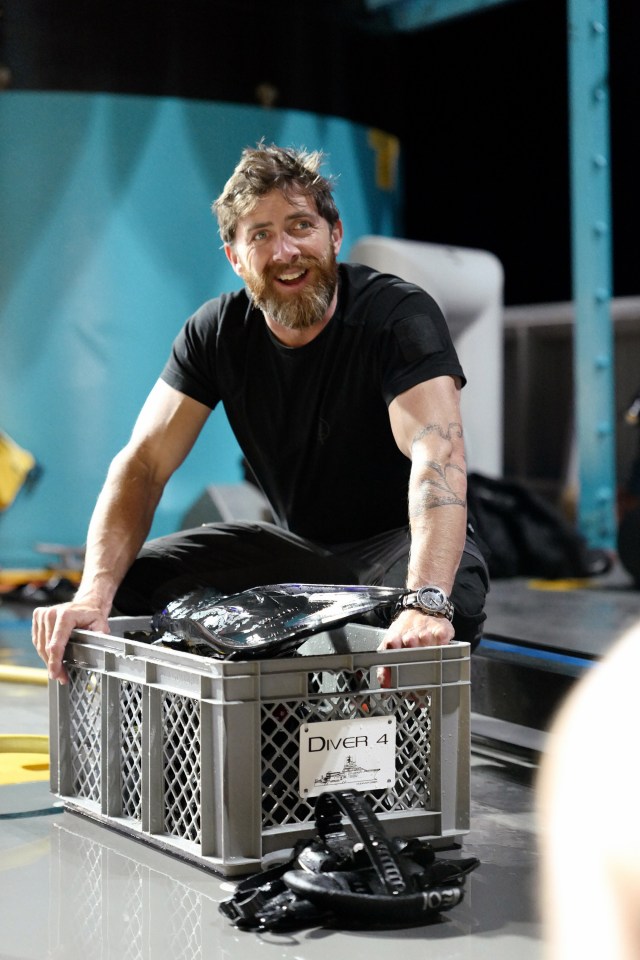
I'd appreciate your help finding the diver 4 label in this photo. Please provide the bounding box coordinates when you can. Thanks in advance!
[298,716,396,798]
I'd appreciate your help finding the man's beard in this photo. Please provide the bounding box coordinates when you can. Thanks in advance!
[244,250,338,331]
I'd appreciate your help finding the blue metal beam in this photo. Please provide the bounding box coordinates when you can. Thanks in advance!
[567,0,616,548]
[363,0,526,31]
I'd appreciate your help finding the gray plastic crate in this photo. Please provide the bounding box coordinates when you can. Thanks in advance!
[49,617,471,877]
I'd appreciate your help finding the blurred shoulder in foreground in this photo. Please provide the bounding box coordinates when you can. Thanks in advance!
[536,619,640,960]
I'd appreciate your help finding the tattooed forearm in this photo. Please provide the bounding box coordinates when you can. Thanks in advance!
[409,461,466,515]
[408,419,467,514]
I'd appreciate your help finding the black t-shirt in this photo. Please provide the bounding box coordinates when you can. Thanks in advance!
[161,262,465,545]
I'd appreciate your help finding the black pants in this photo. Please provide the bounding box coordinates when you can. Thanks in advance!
[114,521,489,649]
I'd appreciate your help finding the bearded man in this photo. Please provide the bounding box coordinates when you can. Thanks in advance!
[33,143,489,684]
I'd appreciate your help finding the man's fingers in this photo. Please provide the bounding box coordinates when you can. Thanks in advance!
[46,617,70,682]
[31,605,66,683]
[32,603,110,685]
[32,605,54,663]
[376,611,455,688]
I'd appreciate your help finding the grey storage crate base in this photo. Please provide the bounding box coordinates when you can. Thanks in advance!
[50,617,471,878]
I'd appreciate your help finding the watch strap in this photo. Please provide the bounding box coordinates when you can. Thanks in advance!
[400,587,454,621]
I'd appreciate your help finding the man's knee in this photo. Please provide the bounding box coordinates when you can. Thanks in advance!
[451,537,490,650]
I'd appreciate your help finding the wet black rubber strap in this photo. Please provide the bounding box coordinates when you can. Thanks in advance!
[314,790,410,895]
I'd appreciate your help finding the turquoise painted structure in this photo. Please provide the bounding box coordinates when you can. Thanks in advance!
[0,92,401,565]
[567,0,616,548]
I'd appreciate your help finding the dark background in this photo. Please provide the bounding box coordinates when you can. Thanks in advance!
[1,0,637,306]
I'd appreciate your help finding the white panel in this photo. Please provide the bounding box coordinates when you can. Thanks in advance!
[348,236,504,476]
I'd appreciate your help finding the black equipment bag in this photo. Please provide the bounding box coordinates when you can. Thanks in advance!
[466,472,609,579]
[149,582,409,660]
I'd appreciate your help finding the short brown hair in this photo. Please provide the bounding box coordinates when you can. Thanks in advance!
[213,142,340,244]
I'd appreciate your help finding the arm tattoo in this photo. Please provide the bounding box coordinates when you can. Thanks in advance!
[410,421,466,514]
[412,421,463,445]
[410,461,466,514]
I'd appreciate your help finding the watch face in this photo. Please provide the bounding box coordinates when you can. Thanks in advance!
[417,586,446,611]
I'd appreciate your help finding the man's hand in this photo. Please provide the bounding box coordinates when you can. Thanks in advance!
[376,608,454,688]
[32,600,111,684]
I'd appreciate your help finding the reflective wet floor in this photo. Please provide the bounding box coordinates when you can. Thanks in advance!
[2,560,638,960]
[2,751,542,960]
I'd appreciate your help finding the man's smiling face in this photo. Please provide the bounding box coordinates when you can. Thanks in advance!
[225,188,343,336]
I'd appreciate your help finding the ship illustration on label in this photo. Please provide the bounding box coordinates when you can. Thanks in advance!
[313,754,381,787]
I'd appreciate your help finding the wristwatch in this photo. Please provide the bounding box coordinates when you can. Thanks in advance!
[400,585,454,621]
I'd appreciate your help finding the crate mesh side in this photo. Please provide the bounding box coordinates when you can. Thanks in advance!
[260,666,433,828]
[68,666,102,803]
[120,680,143,821]
[161,691,201,843]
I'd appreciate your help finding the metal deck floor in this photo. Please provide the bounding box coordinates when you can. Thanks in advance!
[1,561,638,959]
